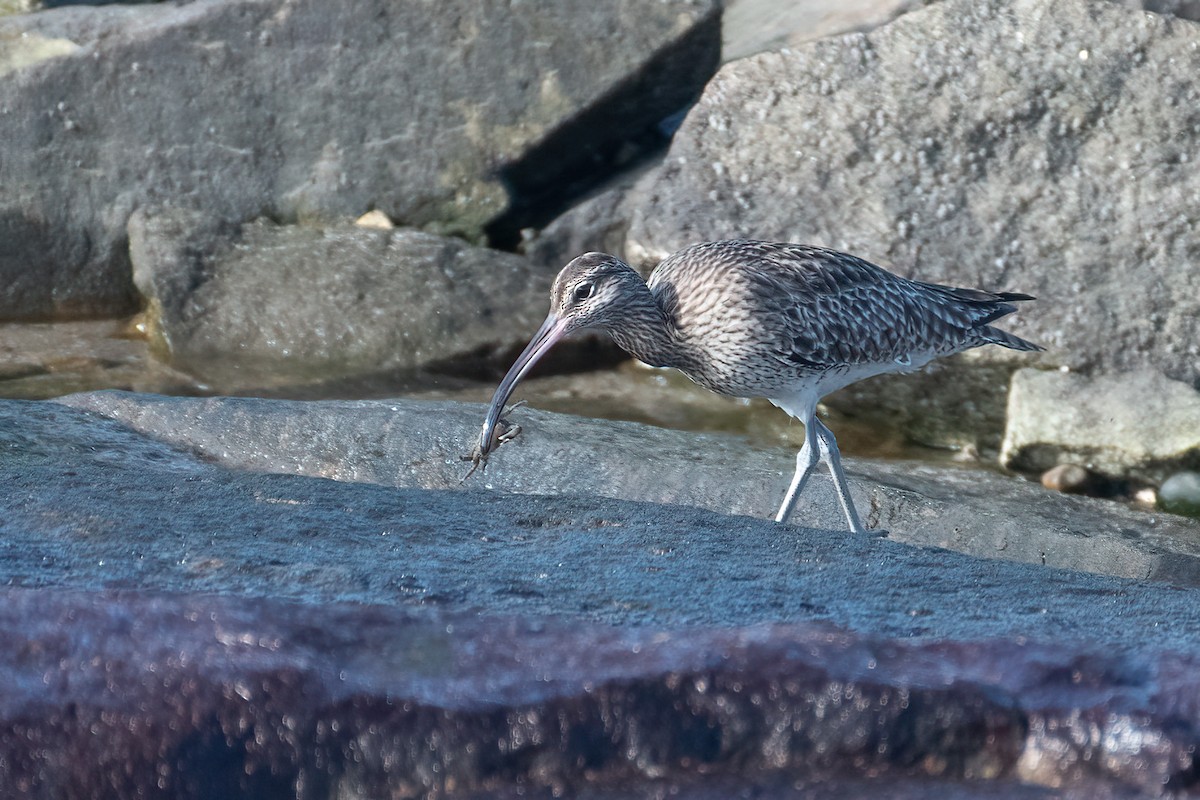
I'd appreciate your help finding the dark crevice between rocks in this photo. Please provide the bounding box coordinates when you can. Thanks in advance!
[483,12,721,252]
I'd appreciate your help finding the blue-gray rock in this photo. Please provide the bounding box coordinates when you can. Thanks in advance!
[3,393,1200,796]
[51,391,1200,586]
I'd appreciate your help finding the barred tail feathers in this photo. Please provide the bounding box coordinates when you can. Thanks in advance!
[979,325,1043,352]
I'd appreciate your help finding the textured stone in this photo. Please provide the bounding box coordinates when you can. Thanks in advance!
[4,395,1200,795]
[1001,369,1200,482]
[53,391,1200,586]
[1041,462,1094,494]
[0,0,720,318]
[1,588,1193,798]
[523,185,635,272]
[626,0,1200,390]
[128,211,551,388]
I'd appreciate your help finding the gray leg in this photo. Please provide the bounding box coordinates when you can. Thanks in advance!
[774,420,820,523]
[813,418,867,534]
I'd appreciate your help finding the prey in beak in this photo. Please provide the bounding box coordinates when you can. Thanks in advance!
[460,314,568,480]
[460,251,652,481]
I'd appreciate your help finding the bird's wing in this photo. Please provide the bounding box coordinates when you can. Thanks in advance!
[733,242,1017,368]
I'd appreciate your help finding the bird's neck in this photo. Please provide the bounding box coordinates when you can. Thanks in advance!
[603,283,681,369]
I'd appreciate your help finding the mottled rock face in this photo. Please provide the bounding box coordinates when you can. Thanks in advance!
[627,0,1200,387]
[0,0,720,319]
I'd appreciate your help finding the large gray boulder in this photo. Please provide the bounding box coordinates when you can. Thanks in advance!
[0,0,720,319]
[54,391,1200,586]
[1001,368,1200,483]
[626,0,1200,389]
[128,210,551,389]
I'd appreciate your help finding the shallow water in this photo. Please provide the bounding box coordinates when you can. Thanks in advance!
[0,318,951,463]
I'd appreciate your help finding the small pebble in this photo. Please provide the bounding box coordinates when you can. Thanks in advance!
[354,209,394,229]
[1158,472,1200,518]
[1041,463,1092,494]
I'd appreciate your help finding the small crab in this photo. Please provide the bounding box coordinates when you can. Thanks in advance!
[460,400,525,482]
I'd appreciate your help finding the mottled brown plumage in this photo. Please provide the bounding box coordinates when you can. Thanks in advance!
[473,240,1041,533]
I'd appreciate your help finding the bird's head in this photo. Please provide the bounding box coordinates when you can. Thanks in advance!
[548,252,643,335]
[475,252,642,457]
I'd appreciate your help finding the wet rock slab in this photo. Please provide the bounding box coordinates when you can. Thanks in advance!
[5,393,1200,796]
[53,391,1200,587]
[3,588,1188,799]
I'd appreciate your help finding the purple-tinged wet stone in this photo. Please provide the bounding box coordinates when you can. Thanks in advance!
[0,589,1195,798]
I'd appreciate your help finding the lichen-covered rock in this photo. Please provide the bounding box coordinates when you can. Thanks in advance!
[0,0,719,318]
[1001,368,1200,482]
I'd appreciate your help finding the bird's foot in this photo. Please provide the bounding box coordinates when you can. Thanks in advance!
[460,402,525,482]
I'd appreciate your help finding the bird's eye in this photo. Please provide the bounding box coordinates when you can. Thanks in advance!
[572,282,596,302]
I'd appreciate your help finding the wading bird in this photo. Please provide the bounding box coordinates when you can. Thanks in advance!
[470,240,1040,533]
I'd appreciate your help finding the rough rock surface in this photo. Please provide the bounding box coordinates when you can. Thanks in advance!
[128,211,551,388]
[1,588,1193,799]
[523,185,635,272]
[1160,472,1200,518]
[1002,368,1200,482]
[0,0,720,318]
[53,391,1200,586]
[4,394,1200,796]
[625,0,1200,388]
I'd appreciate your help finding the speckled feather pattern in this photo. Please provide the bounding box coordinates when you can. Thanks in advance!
[583,240,1039,400]
[481,239,1040,530]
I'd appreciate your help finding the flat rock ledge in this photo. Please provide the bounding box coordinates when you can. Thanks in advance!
[2,588,1194,799]
[53,391,1200,587]
[5,393,1200,796]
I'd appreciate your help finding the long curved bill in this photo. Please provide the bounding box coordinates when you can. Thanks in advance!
[478,312,569,455]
